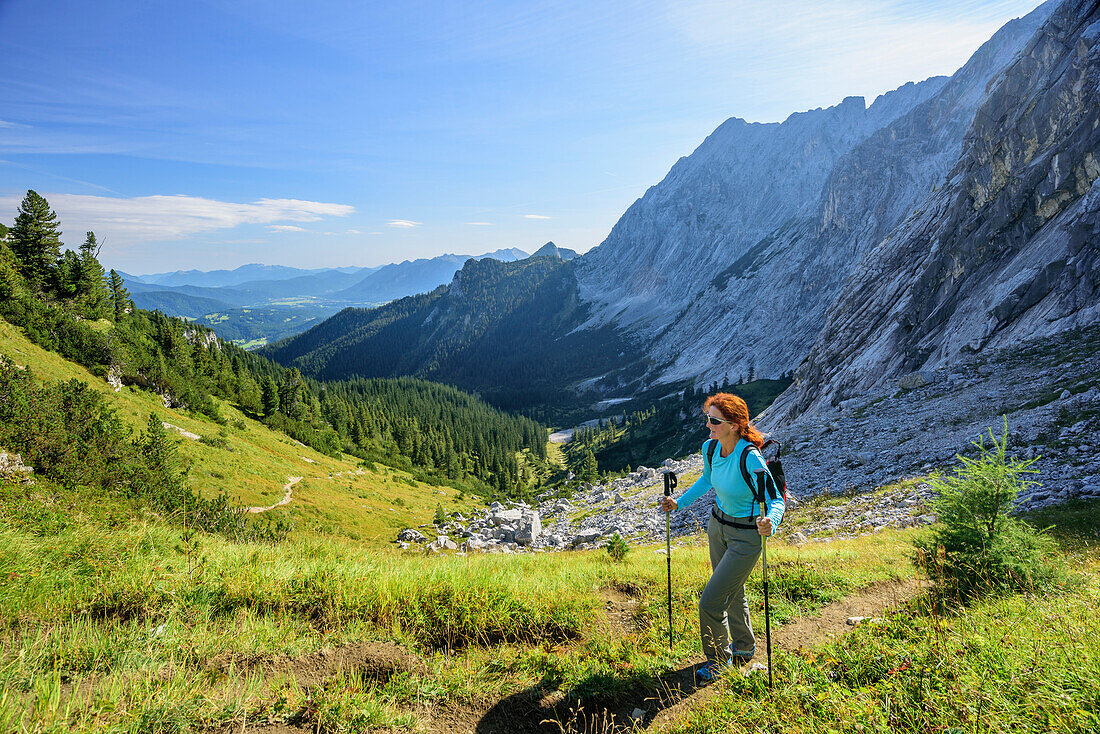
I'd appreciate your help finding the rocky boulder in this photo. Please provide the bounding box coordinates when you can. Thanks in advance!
[397,528,428,543]
[515,510,542,546]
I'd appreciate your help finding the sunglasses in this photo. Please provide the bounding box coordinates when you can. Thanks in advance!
[705,415,731,426]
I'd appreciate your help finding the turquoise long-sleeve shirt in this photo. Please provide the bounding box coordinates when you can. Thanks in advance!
[676,439,785,528]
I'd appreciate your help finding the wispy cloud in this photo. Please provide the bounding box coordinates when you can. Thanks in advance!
[665,0,1039,120]
[268,224,307,232]
[346,228,362,234]
[387,219,420,228]
[0,120,23,128]
[523,214,551,220]
[466,221,494,226]
[0,193,354,244]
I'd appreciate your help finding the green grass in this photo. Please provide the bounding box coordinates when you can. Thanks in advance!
[0,485,920,732]
[4,477,1098,732]
[670,563,1100,734]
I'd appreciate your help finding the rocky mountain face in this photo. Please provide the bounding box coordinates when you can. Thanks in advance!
[576,1,1056,390]
[262,250,645,412]
[270,1,1098,439]
[767,0,1100,421]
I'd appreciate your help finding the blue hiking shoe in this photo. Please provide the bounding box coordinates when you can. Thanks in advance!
[696,661,732,682]
[728,646,755,665]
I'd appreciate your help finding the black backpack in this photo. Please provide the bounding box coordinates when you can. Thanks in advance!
[706,438,788,505]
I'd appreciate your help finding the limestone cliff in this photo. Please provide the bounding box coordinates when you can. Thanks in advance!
[766,0,1100,422]
[575,1,1055,390]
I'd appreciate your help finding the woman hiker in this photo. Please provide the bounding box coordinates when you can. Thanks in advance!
[659,392,784,682]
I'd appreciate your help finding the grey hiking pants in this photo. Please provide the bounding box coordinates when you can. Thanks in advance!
[700,511,762,665]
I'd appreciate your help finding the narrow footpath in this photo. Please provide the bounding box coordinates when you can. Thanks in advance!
[424,577,924,734]
[245,476,302,513]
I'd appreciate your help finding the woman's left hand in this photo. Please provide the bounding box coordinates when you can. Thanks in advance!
[756,516,773,536]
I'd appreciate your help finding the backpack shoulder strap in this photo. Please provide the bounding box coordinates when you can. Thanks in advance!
[706,439,719,470]
[739,444,756,496]
[740,443,773,501]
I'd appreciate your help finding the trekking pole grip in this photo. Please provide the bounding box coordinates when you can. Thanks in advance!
[754,470,768,516]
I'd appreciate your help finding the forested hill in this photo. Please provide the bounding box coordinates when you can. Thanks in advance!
[261,253,645,416]
[0,191,548,500]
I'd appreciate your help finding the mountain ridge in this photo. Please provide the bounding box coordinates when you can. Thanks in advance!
[264,1,1075,421]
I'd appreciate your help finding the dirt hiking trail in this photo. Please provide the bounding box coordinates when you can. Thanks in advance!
[430,577,924,734]
[212,578,923,733]
[245,476,302,513]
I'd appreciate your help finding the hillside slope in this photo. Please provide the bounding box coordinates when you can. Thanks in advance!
[261,2,1076,421]
[263,254,645,413]
[0,316,467,543]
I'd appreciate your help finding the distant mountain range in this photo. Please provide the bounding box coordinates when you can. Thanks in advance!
[130,263,376,288]
[262,0,1100,424]
[120,246,534,347]
[334,248,530,303]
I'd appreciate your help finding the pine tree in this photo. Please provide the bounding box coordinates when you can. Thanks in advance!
[237,372,263,415]
[141,412,188,510]
[77,232,109,318]
[54,249,81,297]
[261,375,280,417]
[579,448,599,483]
[108,269,130,321]
[279,368,305,419]
[10,190,63,292]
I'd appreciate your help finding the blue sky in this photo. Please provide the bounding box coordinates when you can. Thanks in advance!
[0,0,1044,274]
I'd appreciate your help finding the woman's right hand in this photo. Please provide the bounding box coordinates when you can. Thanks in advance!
[660,496,678,513]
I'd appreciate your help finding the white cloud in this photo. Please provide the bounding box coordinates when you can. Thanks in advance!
[0,120,22,128]
[268,224,307,232]
[665,0,1037,122]
[0,192,354,244]
[387,219,420,228]
[466,221,494,226]
[523,214,551,220]
[346,228,362,234]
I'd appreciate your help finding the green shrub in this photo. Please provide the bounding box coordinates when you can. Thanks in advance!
[605,533,629,562]
[913,419,1058,602]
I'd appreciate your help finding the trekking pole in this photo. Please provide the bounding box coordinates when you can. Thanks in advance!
[663,470,677,652]
[755,469,774,688]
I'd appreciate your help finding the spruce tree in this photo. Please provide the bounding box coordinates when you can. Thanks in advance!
[261,375,280,417]
[78,232,109,318]
[108,269,130,321]
[10,190,63,292]
[580,448,599,483]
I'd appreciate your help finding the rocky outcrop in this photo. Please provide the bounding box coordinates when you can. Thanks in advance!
[624,2,1056,390]
[0,452,34,485]
[767,0,1100,421]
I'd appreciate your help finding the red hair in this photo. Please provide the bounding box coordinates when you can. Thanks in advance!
[704,393,765,449]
